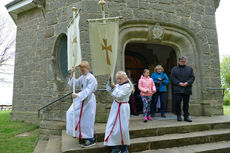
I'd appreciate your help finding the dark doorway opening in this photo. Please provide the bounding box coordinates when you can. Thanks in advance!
[125,43,177,114]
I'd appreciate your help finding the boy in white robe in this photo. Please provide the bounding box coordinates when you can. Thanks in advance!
[104,71,134,153]
[66,61,97,148]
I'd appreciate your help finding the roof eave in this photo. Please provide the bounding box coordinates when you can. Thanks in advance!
[5,0,38,24]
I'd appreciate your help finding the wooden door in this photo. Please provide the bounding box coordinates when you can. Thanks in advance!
[125,55,145,83]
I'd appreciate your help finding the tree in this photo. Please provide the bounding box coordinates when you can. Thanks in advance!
[0,15,16,67]
[220,55,230,98]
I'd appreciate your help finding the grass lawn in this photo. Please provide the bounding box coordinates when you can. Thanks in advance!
[0,111,39,153]
[224,105,230,115]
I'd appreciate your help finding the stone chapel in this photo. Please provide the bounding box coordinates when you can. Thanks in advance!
[6,0,223,131]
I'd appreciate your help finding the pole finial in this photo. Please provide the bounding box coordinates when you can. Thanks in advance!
[72,7,77,12]
[98,0,106,11]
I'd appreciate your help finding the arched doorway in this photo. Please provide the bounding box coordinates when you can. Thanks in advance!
[125,43,177,114]
[119,22,203,116]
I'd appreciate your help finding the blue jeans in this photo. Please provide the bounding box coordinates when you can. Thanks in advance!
[152,91,165,115]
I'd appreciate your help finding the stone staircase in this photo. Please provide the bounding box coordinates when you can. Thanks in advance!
[33,135,62,153]
[33,115,230,153]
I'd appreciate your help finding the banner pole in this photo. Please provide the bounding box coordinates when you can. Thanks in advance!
[72,6,77,138]
[98,0,106,23]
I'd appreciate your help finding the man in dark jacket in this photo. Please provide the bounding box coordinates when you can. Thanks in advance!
[171,56,195,122]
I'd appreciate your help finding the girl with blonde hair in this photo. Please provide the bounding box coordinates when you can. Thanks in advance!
[104,71,134,153]
[66,61,98,147]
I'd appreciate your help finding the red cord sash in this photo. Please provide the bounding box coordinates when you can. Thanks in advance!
[75,101,84,138]
[105,99,128,145]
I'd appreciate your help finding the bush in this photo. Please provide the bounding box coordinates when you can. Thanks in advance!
[223,97,230,105]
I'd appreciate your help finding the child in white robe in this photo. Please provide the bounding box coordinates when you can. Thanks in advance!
[104,71,134,153]
[66,61,97,148]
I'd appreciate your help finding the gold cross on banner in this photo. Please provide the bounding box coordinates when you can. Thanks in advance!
[101,38,112,65]
[72,37,77,56]
[72,37,77,44]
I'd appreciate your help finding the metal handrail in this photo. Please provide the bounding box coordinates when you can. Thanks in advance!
[206,88,225,97]
[37,89,107,118]
[38,92,72,118]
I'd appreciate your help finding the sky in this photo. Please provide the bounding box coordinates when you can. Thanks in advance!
[216,0,230,58]
[0,0,15,105]
[0,0,230,105]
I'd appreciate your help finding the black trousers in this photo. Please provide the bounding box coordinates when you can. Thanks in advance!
[175,93,190,117]
[152,91,165,115]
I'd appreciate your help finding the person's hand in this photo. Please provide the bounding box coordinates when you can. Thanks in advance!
[72,93,77,99]
[156,81,161,84]
[184,82,188,87]
[179,82,184,87]
[145,89,149,93]
[71,66,76,76]
[111,83,116,88]
[179,82,188,87]
[153,90,156,94]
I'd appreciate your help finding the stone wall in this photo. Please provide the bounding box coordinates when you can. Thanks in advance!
[11,0,223,128]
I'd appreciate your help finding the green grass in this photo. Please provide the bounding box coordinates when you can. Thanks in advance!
[224,105,230,115]
[0,111,39,153]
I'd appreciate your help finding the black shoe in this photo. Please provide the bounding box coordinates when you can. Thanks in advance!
[184,117,192,122]
[81,139,96,148]
[79,138,85,144]
[177,116,182,121]
[161,114,166,118]
[111,147,121,153]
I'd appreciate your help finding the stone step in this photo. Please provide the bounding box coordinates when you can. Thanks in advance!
[44,135,62,153]
[94,115,230,142]
[61,129,230,153]
[39,115,230,141]
[135,140,230,153]
[33,139,48,153]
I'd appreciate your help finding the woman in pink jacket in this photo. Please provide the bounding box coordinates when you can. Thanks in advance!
[138,69,156,122]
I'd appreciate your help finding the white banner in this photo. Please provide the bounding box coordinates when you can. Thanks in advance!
[89,18,120,77]
[67,13,82,71]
